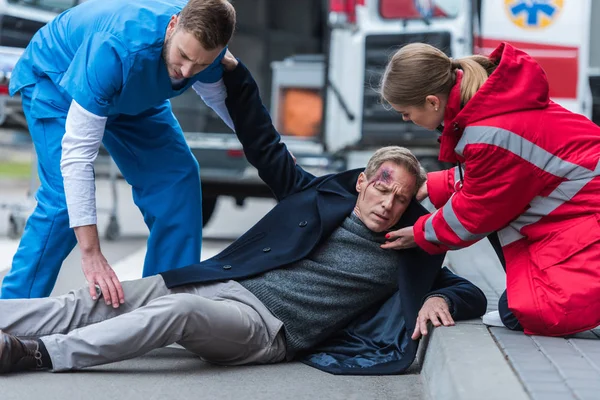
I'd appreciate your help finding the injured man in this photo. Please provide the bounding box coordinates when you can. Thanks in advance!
[0,55,487,375]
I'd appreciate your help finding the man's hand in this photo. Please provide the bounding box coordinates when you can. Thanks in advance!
[412,296,455,340]
[416,181,428,201]
[75,225,124,307]
[221,49,239,71]
[381,226,417,250]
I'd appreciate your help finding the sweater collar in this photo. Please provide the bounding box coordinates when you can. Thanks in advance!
[348,212,388,244]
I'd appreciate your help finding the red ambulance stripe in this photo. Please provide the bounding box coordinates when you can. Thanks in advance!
[475,37,578,99]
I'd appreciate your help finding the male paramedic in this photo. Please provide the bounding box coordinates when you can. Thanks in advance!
[2,0,237,306]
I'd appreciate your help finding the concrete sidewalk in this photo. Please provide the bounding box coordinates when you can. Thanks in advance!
[421,240,600,400]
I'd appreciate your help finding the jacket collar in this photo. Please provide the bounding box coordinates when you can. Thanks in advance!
[439,70,465,163]
[316,169,362,198]
[315,170,360,237]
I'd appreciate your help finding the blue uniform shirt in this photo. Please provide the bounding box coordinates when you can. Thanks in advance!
[10,0,226,117]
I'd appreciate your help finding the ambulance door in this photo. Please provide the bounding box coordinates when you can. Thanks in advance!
[475,0,592,118]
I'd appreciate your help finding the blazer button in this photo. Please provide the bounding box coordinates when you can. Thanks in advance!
[262,247,271,252]
[223,265,232,270]
[299,221,308,227]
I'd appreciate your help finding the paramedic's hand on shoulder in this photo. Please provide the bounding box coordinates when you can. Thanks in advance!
[412,296,455,340]
[77,225,125,308]
[221,49,238,71]
[381,226,417,250]
[416,181,428,201]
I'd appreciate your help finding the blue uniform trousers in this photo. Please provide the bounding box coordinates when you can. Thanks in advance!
[1,84,202,298]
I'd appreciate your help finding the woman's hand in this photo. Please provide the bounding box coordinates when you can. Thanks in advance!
[380,226,417,250]
[221,49,239,71]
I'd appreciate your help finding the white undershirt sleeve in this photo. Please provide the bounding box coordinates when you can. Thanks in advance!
[192,79,235,131]
[60,100,108,228]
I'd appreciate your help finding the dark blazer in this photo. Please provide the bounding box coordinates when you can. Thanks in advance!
[160,62,487,375]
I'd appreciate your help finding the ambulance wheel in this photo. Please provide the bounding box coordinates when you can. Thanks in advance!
[105,215,121,241]
[202,196,218,227]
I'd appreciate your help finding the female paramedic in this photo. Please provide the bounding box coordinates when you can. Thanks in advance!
[2,0,236,306]
[379,42,600,337]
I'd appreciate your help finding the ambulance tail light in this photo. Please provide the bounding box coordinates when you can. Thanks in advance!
[329,0,365,27]
[277,88,323,138]
[226,149,244,158]
[0,69,10,95]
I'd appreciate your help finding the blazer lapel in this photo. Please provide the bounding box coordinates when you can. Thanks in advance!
[316,170,361,236]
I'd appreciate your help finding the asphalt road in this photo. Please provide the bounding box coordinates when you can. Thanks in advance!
[2,348,422,400]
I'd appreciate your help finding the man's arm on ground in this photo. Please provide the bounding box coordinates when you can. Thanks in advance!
[424,267,487,320]
[222,62,316,201]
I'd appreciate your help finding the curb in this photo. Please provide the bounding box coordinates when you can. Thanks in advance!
[421,319,529,400]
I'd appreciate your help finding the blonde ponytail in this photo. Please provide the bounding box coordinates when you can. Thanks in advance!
[454,56,497,105]
[381,43,496,108]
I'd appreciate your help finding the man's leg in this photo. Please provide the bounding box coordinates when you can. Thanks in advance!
[103,102,202,277]
[42,286,285,371]
[1,85,76,298]
[177,281,286,366]
[0,275,169,338]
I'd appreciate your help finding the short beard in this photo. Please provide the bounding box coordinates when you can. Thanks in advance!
[162,35,171,66]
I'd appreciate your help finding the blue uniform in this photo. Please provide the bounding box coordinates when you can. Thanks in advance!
[3,0,226,298]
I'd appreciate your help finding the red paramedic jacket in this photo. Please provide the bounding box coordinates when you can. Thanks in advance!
[414,43,600,336]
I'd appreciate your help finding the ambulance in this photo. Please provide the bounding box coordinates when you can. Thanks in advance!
[473,0,599,123]
[318,0,473,170]
[274,0,599,176]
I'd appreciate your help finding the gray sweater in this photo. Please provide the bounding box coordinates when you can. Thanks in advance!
[239,213,403,355]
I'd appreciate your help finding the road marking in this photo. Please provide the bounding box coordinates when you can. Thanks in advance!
[111,240,231,282]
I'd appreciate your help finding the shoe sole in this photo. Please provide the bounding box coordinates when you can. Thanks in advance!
[482,316,505,328]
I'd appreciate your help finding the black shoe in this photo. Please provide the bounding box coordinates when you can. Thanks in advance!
[0,330,44,373]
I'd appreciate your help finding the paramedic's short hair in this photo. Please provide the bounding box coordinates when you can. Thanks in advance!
[364,146,426,195]
[179,0,236,50]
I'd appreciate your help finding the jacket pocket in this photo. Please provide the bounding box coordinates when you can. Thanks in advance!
[531,215,600,269]
[213,232,266,260]
[528,215,600,334]
[29,75,72,119]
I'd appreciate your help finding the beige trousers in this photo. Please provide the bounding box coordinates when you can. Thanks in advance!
[0,275,285,371]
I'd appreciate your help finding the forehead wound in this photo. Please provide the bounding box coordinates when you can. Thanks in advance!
[369,167,394,185]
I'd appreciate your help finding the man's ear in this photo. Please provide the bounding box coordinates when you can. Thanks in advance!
[167,14,179,35]
[356,172,366,193]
